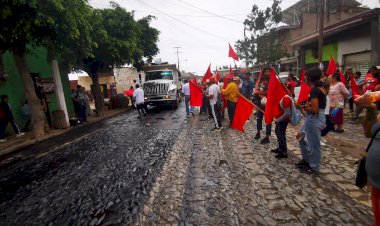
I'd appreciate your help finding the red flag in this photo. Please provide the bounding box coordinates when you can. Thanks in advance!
[265,69,287,124]
[298,83,311,103]
[202,64,213,83]
[299,69,306,83]
[350,76,361,98]
[297,69,311,103]
[215,70,221,82]
[228,43,239,61]
[326,56,337,75]
[338,69,347,85]
[231,95,254,132]
[189,80,203,107]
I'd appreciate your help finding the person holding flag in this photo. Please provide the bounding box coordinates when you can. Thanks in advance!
[222,76,240,127]
[206,77,222,131]
[182,80,195,118]
[253,67,272,144]
[296,68,327,174]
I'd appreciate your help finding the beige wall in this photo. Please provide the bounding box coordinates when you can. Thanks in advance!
[113,67,145,94]
[77,76,115,92]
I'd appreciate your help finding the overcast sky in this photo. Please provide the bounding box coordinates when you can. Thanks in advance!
[79,0,379,77]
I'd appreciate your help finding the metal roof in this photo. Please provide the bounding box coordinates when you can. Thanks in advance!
[282,0,361,25]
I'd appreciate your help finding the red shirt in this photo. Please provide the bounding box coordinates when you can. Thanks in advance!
[124,89,134,97]
[276,95,292,119]
[287,81,296,89]
[364,80,380,92]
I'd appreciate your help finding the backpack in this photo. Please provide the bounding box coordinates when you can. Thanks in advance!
[280,95,302,126]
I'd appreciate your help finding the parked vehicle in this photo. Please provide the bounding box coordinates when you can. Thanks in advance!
[142,64,180,109]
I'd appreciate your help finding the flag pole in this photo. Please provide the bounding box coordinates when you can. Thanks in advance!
[238,93,265,114]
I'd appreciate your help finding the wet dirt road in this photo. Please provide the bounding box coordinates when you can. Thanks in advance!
[0,106,185,225]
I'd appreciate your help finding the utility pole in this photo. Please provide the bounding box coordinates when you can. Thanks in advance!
[244,27,249,70]
[317,0,324,69]
[174,47,182,71]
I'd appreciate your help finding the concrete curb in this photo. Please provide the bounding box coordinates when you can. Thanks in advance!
[0,109,129,158]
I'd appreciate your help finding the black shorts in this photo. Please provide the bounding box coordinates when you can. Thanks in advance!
[136,104,145,110]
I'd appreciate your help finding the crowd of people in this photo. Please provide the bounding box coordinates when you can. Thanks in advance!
[183,66,380,224]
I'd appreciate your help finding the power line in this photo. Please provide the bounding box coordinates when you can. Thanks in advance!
[177,0,244,23]
[135,0,229,41]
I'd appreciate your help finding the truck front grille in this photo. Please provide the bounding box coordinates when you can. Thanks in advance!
[143,83,169,95]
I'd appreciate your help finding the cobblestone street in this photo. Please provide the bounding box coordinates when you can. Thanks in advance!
[0,105,375,225]
[137,109,374,225]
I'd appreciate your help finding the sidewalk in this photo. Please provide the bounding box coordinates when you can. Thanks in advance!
[0,108,129,158]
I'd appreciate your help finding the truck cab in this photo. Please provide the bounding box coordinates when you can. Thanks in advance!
[142,64,179,109]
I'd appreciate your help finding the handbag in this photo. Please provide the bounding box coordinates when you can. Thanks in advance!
[355,128,380,188]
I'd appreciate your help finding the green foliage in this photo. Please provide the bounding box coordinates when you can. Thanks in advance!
[136,16,160,62]
[0,0,94,69]
[82,3,159,76]
[0,1,159,73]
[236,0,286,65]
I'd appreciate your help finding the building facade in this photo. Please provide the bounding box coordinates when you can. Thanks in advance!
[0,47,74,127]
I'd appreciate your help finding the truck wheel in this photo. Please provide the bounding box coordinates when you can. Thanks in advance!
[173,99,179,109]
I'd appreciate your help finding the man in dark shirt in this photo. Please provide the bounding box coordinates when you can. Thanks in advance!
[253,68,272,144]
[241,74,254,99]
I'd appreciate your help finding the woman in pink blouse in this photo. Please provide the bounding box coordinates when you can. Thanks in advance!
[328,72,349,132]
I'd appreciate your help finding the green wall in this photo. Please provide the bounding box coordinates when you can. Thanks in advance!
[0,47,74,126]
[305,43,338,64]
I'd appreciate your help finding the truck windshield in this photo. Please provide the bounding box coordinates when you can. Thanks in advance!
[145,71,173,81]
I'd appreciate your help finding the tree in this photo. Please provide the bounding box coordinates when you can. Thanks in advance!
[82,3,159,115]
[40,0,94,125]
[236,0,286,66]
[0,0,93,138]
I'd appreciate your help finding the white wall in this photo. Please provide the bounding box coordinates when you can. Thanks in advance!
[337,35,371,65]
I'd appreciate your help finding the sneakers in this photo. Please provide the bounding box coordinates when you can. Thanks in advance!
[299,165,319,175]
[260,137,270,144]
[275,152,288,159]
[254,133,260,140]
[212,127,220,132]
[271,148,280,153]
[321,138,327,145]
[16,132,25,137]
[295,159,309,168]
[0,139,7,143]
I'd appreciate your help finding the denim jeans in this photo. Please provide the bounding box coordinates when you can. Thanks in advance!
[256,105,272,136]
[321,115,334,137]
[299,111,326,172]
[227,101,236,126]
[211,104,222,128]
[275,120,289,153]
[184,95,194,116]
